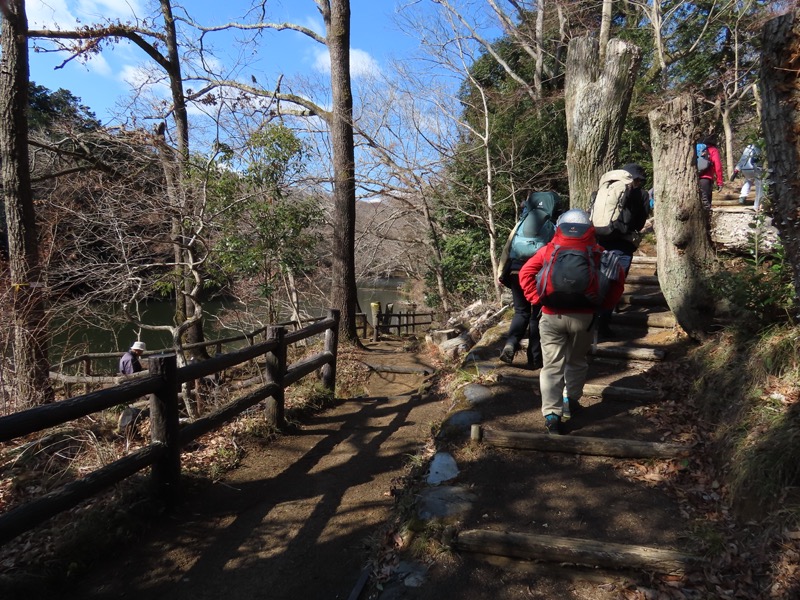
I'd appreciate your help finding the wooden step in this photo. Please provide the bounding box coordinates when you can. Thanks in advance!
[473,427,690,458]
[623,283,661,295]
[631,256,657,265]
[619,291,667,307]
[613,311,675,328]
[454,529,702,576]
[497,376,663,402]
[625,274,659,286]
[589,345,665,361]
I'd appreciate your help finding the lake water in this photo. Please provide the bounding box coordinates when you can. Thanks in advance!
[50,278,412,366]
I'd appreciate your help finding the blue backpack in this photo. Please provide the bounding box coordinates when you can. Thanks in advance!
[696,143,710,173]
[509,191,559,260]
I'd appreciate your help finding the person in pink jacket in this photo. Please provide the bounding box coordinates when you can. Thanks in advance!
[698,135,724,219]
[518,209,626,435]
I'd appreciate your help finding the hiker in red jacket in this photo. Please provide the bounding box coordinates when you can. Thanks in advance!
[518,209,626,435]
[698,134,724,220]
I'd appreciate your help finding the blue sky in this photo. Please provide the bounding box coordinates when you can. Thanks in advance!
[27,0,423,125]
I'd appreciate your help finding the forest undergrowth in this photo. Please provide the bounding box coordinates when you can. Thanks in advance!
[631,323,800,598]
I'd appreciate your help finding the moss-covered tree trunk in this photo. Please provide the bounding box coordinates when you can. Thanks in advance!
[564,37,641,210]
[649,95,716,339]
[760,9,800,307]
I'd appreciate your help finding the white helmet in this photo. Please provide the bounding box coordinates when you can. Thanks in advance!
[556,208,592,237]
[131,341,146,352]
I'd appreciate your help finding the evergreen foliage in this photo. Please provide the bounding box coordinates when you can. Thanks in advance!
[425,0,779,308]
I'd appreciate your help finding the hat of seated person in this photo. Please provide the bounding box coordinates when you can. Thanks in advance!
[131,341,146,352]
[556,208,593,238]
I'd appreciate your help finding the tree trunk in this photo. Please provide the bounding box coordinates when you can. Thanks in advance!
[533,0,544,98]
[598,0,612,64]
[648,95,715,339]
[564,37,641,210]
[160,0,209,360]
[321,0,359,344]
[0,0,54,406]
[760,9,800,305]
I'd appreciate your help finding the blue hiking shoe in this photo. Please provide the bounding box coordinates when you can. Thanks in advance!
[544,413,562,435]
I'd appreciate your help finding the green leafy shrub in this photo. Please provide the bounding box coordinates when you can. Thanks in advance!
[709,219,794,328]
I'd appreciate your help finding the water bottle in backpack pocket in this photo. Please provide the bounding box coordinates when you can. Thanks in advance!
[696,143,711,173]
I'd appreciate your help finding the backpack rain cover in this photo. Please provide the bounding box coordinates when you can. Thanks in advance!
[509,191,559,260]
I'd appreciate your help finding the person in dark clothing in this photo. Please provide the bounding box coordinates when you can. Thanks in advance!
[595,163,650,338]
[498,270,543,369]
[119,341,146,375]
[496,192,560,369]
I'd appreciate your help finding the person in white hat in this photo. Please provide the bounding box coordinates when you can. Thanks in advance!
[119,341,146,375]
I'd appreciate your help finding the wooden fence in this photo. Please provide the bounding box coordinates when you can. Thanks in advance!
[368,302,436,341]
[0,310,340,547]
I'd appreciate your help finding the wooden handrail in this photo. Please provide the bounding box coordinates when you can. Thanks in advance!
[53,316,327,371]
[0,309,341,547]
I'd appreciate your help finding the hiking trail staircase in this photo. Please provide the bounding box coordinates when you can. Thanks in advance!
[387,252,706,598]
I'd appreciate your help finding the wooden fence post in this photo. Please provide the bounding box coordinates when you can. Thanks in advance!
[371,302,381,342]
[321,309,339,395]
[264,326,286,429]
[149,354,180,507]
[83,357,92,395]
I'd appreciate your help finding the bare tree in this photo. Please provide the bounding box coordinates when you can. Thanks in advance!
[29,0,213,360]
[649,94,716,339]
[171,0,361,343]
[354,71,455,310]
[0,0,54,407]
[760,8,800,305]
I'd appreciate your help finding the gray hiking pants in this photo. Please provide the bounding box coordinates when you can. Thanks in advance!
[538,312,595,417]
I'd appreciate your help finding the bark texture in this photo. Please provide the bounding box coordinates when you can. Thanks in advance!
[648,95,715,338]
[320,0,359,343]
[760,9,800,305]
[0,0,54,405]
[564,37,641,210]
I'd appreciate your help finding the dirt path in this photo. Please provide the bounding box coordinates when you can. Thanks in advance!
[45,256,694,600]
[368,255,698,600]
[51,341,447,600]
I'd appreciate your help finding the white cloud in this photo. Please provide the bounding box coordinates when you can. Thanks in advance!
[118,63,168,99]
[27,0,75,28]
[28,0,144,28]
[299,15,325,39]
[83,52,112,77]
[312,47,380,79]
